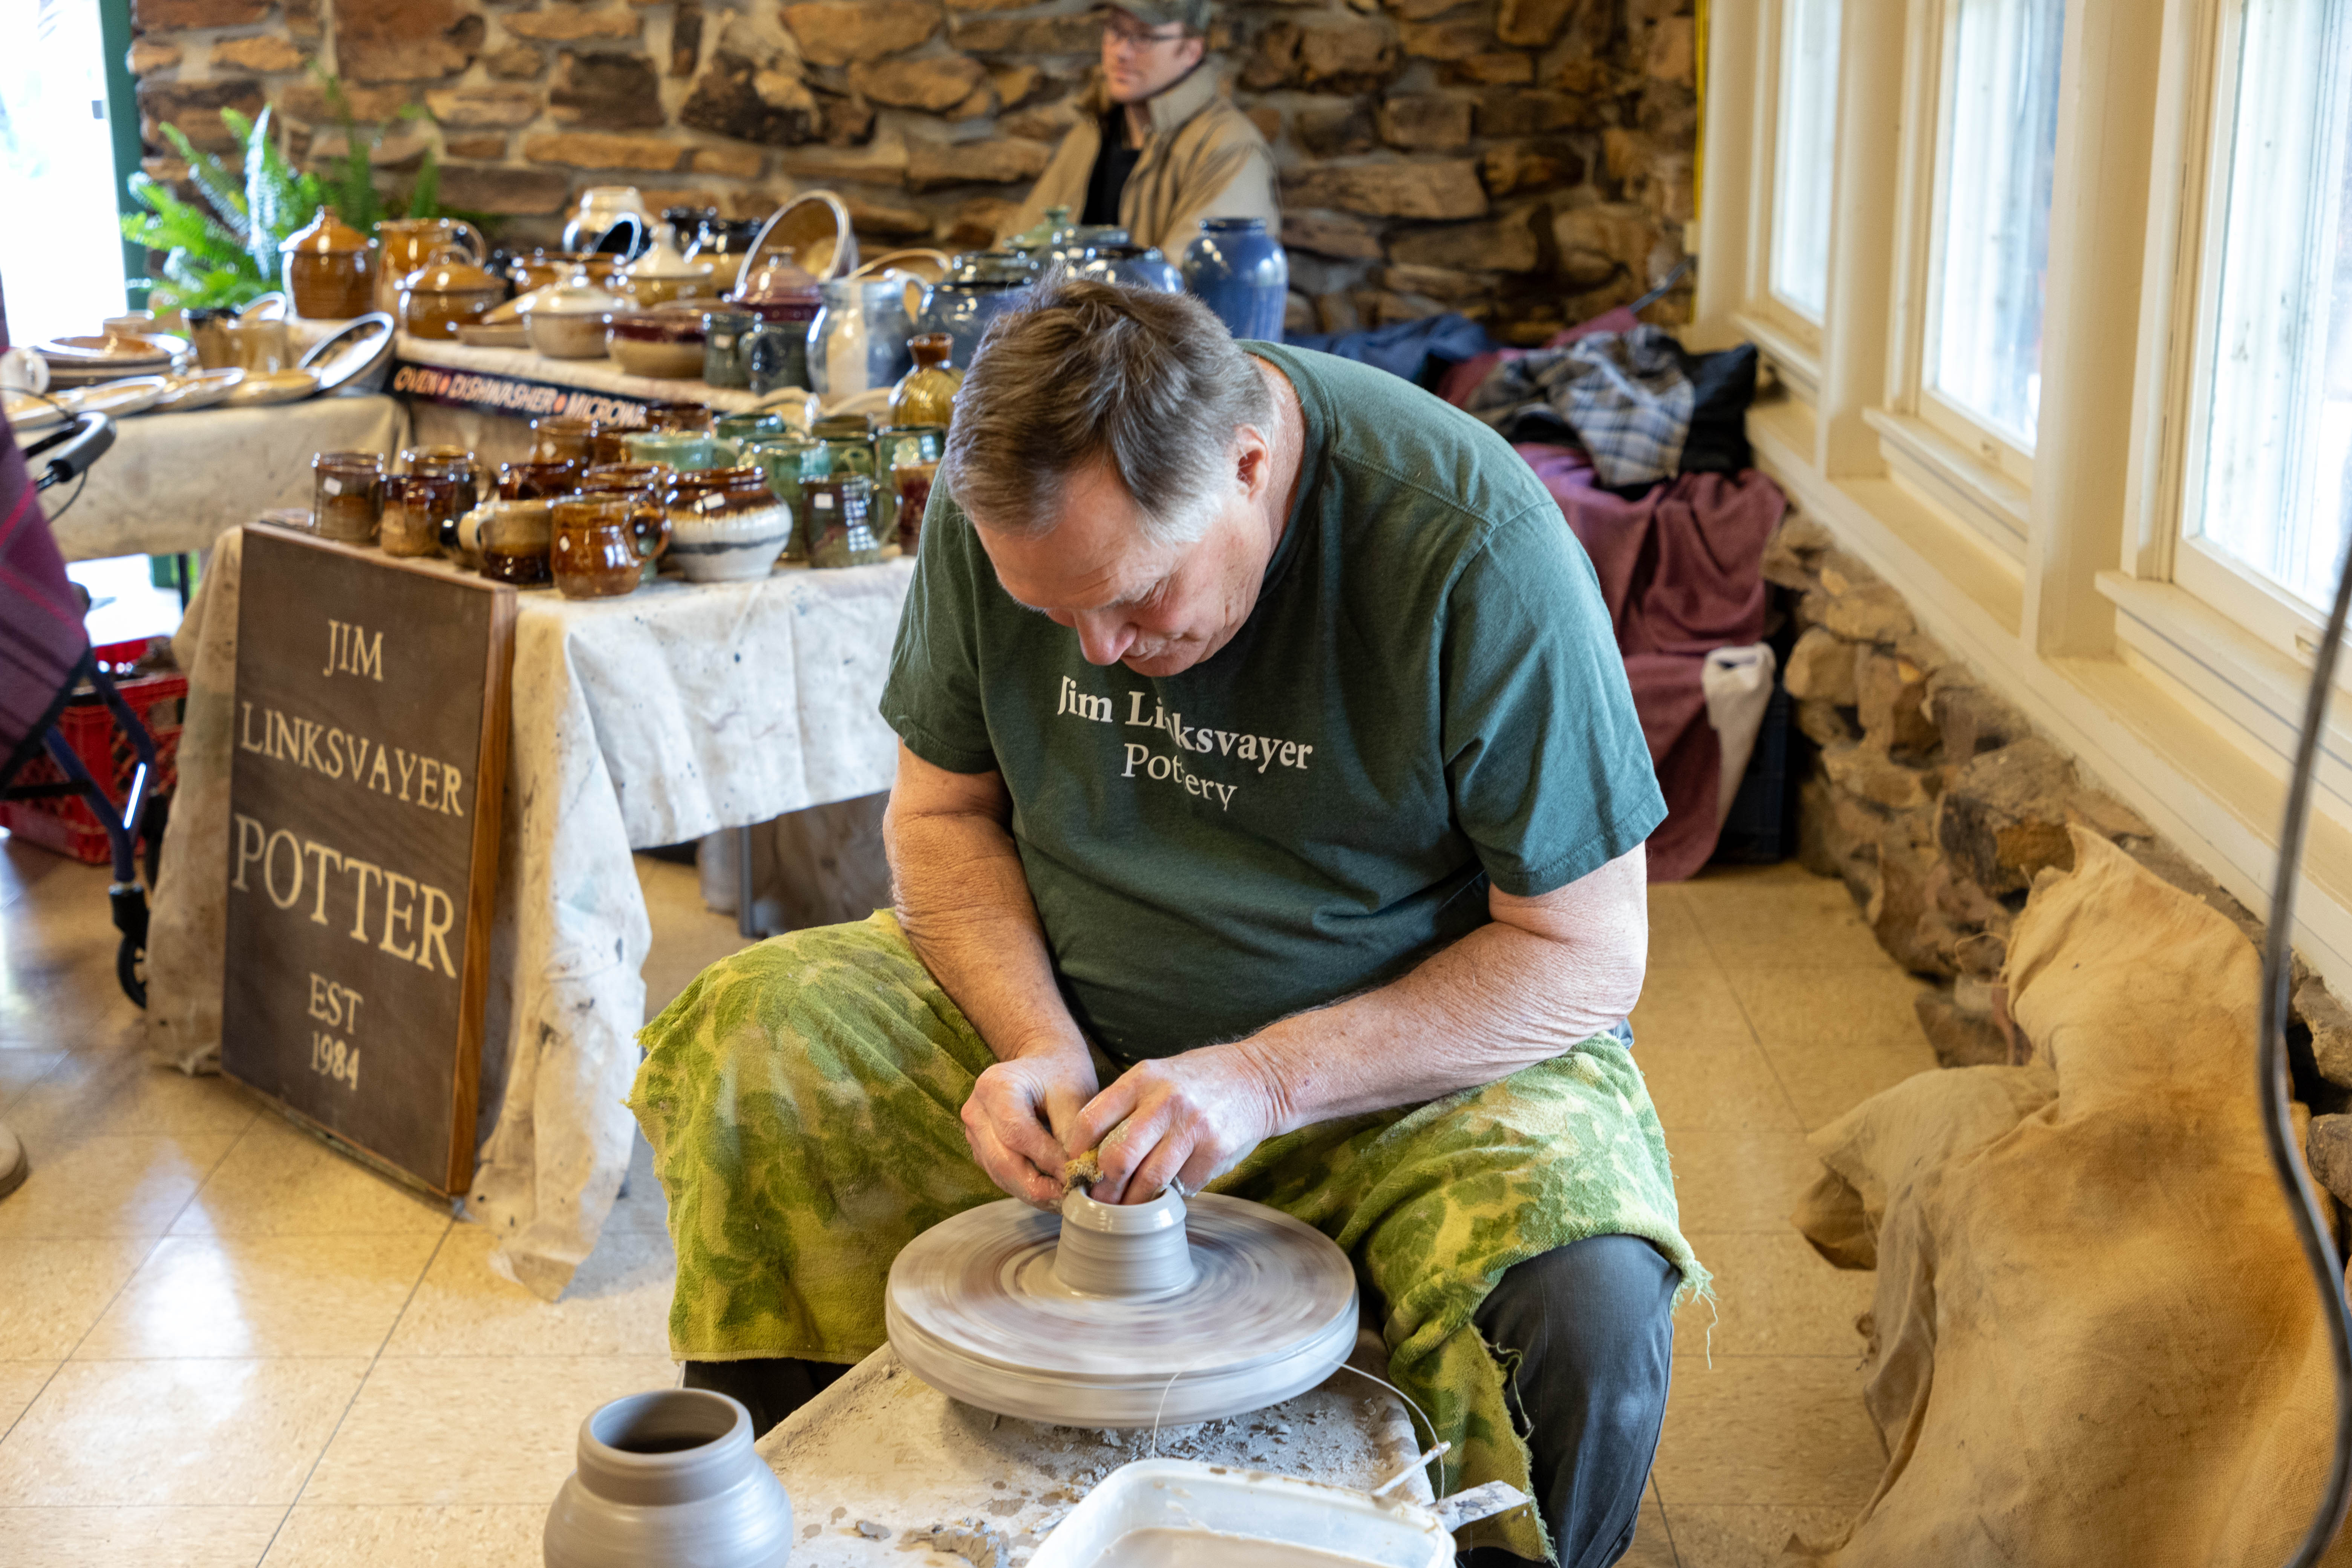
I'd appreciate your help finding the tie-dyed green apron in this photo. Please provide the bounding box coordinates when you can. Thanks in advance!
[628,910,1704,1561]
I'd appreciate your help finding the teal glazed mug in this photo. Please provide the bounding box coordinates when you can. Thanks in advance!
[622,429,720,472]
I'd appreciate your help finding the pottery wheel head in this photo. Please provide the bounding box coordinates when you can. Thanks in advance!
[885,1193,1358,1428]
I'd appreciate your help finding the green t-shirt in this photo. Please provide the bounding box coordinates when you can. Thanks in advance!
[880,342,1665,1062]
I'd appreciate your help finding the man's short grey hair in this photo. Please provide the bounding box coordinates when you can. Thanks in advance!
[940,270,1275,547]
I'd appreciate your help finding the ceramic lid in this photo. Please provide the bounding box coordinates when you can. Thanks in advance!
[282,206,372,256]
[945,250,1040,286]
[529,274,629,317]
[622,224,712,282]
[403,245,503,294]
[732,247,821,306]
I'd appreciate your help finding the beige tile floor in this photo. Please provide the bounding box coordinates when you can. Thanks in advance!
[0,838,1934,1566]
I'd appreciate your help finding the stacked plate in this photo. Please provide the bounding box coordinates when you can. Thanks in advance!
[39,333,184,389]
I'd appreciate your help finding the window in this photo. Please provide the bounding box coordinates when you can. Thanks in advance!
[2180,0,2352,617]
[0,0,130,346]
[1768,0,1842,325]
[1920,0,2065,466]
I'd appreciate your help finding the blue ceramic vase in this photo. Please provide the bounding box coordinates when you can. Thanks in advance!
[1179,216,1288,342]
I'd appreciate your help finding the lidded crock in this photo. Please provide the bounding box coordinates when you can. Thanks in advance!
[280,207,376,320]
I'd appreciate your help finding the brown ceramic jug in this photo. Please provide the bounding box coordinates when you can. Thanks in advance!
[554,495,670,599]
[377,217,487,315]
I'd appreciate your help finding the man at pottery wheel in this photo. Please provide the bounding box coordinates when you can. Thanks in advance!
[630,276,1704,1568]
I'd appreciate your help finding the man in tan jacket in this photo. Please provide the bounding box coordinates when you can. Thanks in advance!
[1003,0,1278,257]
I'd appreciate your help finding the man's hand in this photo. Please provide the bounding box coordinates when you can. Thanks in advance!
[1064,1044,1285,1205]
[961,1045,1101,1208]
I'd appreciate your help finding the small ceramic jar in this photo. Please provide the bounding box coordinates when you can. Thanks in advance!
[801,473,882,568]
[663,467,792,582]
[401,445,484,513]
[553,494,670,599]
[311,450,384,542]
[380,473,465,557]
[498,459,585,501]
[701,309,754,389]
[479,499,555,585]
[223,313,290,374]
[530,416,600,465]
[616,224,720,308]
[184,308,236,369]
[743,314,810,395]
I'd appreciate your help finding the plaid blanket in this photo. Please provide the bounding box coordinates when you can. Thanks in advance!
[1467,326,1697,488]
[629,910,1704,1560]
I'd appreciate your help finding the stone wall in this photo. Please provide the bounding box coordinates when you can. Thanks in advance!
[1764,514,2352,1210]
[125,0,1696,342]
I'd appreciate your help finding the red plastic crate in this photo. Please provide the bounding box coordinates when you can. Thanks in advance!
[1,639,186,865]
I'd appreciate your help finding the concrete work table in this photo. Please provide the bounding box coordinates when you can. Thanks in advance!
[761,1342,1437,1566]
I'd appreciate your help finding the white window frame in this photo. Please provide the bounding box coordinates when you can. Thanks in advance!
[1733,0,1835,402]
[1697,0,2352,994]
[1871,0,2058,565]
[2112,0,2352,690]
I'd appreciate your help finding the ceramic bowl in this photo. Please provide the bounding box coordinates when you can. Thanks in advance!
[606,311,708,379]
[525,308,616,360]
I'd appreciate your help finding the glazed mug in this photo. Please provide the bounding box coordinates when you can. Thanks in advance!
[450,498,551,573]
[622,429,719,471]
[530,415,600,465]
[380,473,464,557]
[553,495,670,599]
[498,459,586,501]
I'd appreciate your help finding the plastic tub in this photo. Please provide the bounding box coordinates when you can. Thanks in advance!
[1028,1459,1452,1568]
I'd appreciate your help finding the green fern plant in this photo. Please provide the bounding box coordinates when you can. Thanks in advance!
[123,73,477,313]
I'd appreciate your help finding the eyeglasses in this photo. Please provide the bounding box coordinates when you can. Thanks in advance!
[1101,18,1193,50]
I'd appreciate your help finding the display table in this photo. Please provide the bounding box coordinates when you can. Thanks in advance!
[32,394,406,562]
[146,524,916,1296]
[760,1342,1435,1566]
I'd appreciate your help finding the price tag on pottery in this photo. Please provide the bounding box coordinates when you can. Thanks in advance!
[219,527,514,1194]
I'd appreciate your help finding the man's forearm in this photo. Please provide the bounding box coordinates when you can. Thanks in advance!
[884,806,1090,1065]
[1225,917,1643,1134]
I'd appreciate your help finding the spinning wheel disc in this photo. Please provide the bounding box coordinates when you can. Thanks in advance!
[885,1194,1358,1427]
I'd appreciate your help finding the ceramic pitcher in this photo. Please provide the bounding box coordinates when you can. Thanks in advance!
[805,276,917,398]
[375,218,485,315]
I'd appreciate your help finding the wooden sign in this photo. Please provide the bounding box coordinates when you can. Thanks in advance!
[221,526,515,1196]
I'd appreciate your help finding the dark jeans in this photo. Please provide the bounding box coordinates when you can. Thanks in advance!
[686,1231,1675,1568]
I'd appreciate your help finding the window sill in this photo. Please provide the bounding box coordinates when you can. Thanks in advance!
[1731,310,1821,405]
[1862,407,2030,562]
[2096,570,2352,796]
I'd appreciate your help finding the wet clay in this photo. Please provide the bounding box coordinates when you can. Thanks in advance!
[1052,1187,1195,1297]
[1086,1528,1387,1566]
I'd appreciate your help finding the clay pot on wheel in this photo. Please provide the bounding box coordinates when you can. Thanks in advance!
[545,1389,793,1568]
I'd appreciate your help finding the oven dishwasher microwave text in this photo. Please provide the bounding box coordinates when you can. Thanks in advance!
[229,616,466,1095]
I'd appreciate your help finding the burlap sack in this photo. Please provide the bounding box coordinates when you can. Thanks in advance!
[1791,827,2347,1565]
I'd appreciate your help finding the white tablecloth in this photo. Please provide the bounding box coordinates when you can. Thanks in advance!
[36,395,406,562]
[391,333,781,415]
[147,526,915,1296]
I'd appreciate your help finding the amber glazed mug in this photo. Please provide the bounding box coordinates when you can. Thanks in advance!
[554,494,670,599]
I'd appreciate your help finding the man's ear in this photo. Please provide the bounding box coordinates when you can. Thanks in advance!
[1180,36,1205,72]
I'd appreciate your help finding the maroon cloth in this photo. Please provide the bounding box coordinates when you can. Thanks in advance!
[1507,443,1784,881]
[0,396,89,792]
